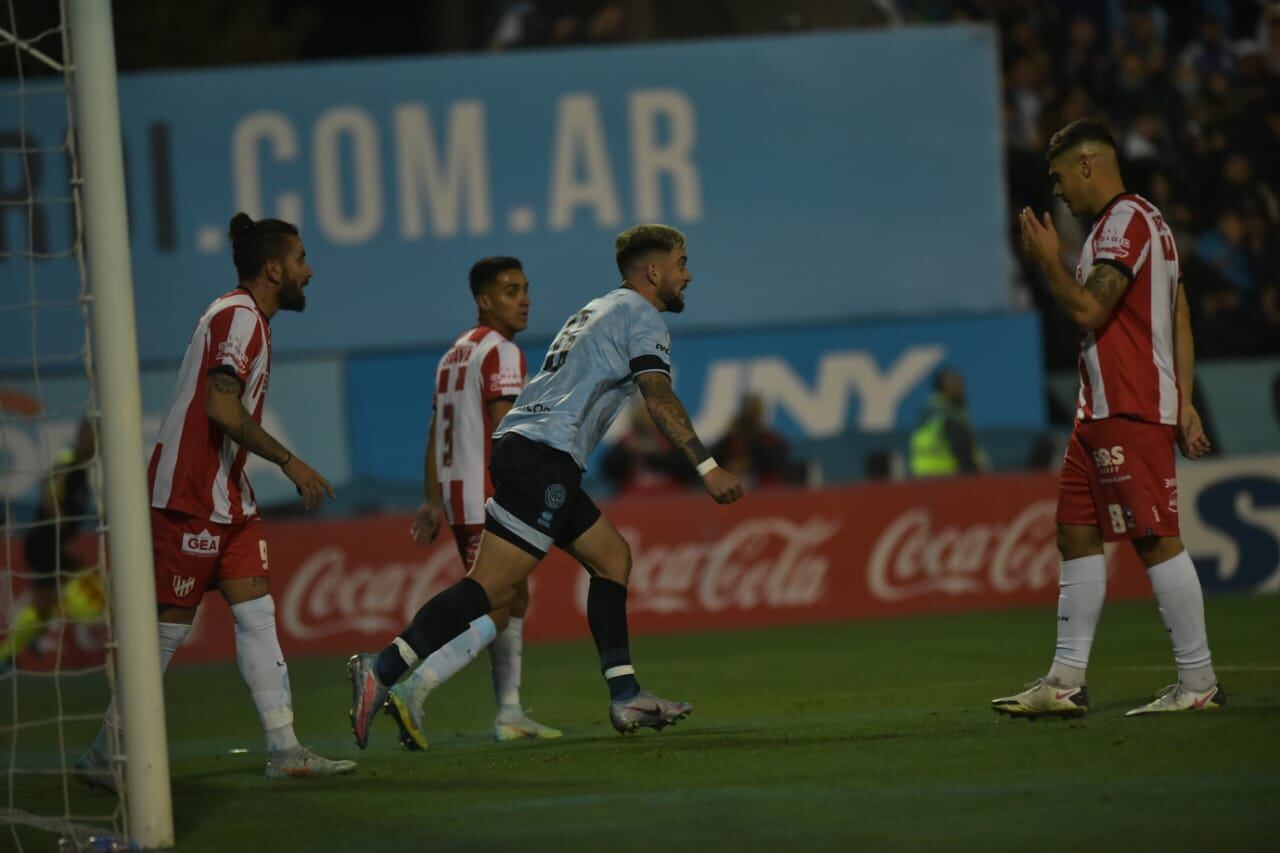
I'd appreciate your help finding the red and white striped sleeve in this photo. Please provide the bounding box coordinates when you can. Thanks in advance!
[480,339,525,402]
[1091,203,1152,281]
[206,306,265,384]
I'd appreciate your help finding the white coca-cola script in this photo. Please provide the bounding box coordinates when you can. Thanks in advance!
[867,500,1059,601]
[578,516,839,614]
[281,546,462,639]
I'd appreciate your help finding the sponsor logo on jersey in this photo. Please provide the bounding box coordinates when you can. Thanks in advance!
[1092,445,1125,474]
[216,339,249,377]
[181,528,221,556]
[491,365,522,392]
[1096,228,1132,258]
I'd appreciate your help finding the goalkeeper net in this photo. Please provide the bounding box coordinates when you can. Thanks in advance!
[1,1,124,848]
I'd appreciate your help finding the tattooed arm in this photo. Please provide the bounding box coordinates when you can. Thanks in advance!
[1019,207,1130,330]
[206,370,291,463]
[634,372,743,504]
[205,368,334,508]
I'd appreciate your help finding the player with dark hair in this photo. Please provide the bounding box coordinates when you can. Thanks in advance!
[348,224,743,747]
[384,257,561,750]
[993,118,1222,718]
[77,213,355,789]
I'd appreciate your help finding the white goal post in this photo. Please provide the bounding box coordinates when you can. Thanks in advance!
[67,0,173,847]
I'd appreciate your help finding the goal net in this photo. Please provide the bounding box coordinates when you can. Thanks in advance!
[1,1,126,848]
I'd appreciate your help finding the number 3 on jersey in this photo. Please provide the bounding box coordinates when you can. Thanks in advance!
[542,309,593,373]
[440,403,455,466]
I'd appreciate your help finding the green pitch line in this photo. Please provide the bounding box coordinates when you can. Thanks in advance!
[5,595,1279,852]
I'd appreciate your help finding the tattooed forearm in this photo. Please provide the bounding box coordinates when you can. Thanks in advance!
[1083,263,1129,312]
[635,373,710,467]
[225,414,292,465]
[207,370,291,465]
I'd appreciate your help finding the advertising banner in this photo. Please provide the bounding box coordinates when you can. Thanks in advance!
[345,312,1045,485]
[1,27,1006,362]
[11,455,1273,668]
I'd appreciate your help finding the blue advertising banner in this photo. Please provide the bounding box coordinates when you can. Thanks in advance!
[1,26,1006,362]
[344,311,1044,485]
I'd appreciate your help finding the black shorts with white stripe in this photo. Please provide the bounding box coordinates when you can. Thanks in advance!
[484,433,601,559]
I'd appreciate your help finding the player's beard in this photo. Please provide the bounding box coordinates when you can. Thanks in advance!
[663,286,686,314]
[278,275,307,312]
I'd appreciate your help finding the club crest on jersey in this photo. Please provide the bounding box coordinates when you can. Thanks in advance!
[181,529,221,557]
[216,339,249,376]
[172,575,196,598]
[545,484,567,509]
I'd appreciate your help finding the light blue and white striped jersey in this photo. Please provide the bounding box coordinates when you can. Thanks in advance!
[495,288,671,468]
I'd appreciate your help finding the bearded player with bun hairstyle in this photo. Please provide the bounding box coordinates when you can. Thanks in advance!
[76,213,356,789]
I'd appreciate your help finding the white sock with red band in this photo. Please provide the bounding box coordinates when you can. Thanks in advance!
[1047,554,1107,688]
[1147,550,1216,691]
[231,595,300,752]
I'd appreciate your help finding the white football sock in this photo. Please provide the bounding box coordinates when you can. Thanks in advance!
[402,615,498,710]
[1047,554,1107,687]
[230,596,299,752]
[1147,550,1216,691]
[489,616,524,712]
[92,621,191,758]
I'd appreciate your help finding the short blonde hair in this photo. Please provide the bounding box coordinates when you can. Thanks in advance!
[615,224,686,276]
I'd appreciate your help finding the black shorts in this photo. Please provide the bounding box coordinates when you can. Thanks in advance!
[485,433,602,558]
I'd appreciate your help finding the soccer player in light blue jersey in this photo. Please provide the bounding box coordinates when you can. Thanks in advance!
[347,225,744,745]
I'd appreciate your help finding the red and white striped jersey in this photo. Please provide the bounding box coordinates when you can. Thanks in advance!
[434,326,525,525]
[1074,193,1180,425]
[148,290,271,524]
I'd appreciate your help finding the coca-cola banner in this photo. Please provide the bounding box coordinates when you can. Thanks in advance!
[172,473,1154,663]
[14,455,1277,669]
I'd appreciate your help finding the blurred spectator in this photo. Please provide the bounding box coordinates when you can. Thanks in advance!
[1062,15,1112,95]
[864,449,894,481]
[1219,153,1280,227]
[1195,209,1255,298]
[909,367,987,477]
[601,402,689,497]
[1179,14,1237,84]
[1245,207,1280,351]
[711,394,803,487]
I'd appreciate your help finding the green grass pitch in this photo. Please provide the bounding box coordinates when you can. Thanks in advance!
[5,594,1279,851]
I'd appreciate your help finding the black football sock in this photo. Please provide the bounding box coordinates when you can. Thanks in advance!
[587,576,640,701]
[374,577,491,685]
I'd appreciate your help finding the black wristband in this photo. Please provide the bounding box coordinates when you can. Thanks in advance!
[279,451,292,467]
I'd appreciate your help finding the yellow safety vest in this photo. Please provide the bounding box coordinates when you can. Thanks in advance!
[909,411,958,477]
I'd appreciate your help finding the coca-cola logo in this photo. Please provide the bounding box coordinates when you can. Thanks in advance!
[280,546,463,639]
[578,516,839,615]
[868,501,1059,601]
